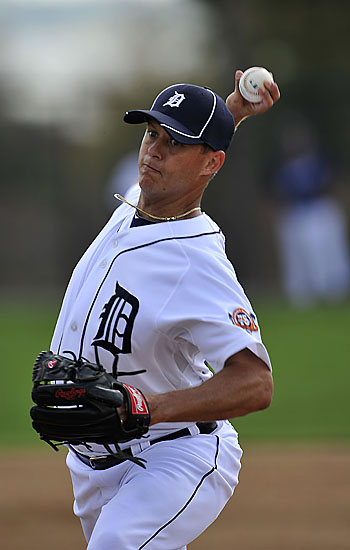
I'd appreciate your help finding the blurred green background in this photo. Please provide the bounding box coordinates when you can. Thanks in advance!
[0,0,349,449]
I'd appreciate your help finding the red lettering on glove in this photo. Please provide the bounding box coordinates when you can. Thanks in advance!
[55,388,86,400]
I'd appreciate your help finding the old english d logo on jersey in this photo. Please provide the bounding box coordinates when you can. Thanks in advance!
[92,282,139,357]
[163,91,186,108]
[229,308,258,334]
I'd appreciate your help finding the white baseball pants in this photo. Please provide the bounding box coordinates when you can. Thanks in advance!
[66,421,242,550]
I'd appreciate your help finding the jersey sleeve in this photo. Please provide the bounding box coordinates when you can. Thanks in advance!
[156,234,271,373]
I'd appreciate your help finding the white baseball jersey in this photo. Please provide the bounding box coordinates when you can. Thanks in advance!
[51,184,271,454]
[51,184,272,549]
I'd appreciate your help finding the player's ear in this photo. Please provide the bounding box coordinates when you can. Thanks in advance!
[200,150,225,178]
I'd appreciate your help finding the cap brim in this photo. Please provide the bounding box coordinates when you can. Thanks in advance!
[124,110,205,146]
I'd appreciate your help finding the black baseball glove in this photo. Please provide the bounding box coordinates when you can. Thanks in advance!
[30,350,150,467]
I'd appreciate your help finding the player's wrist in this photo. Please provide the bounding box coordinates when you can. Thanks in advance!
[145,393,162,426]
[225,97,246,130]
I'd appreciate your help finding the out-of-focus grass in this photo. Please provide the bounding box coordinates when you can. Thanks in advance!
[0,301,59,446]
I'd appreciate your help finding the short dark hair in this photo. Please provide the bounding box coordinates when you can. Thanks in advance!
[201,143,214,154]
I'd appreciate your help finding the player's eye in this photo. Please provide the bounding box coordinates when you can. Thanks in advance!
[170,138,180,147]
[148,130,157,138]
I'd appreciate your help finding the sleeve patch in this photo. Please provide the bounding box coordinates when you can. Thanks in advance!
[229,308,259,334]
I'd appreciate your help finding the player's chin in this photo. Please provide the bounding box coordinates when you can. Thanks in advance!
[139,171,161,191]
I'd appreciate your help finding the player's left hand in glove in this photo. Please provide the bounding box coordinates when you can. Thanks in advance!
[30,350,150,467]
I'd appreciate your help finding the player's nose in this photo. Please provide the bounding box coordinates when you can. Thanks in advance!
[147,138,164,159]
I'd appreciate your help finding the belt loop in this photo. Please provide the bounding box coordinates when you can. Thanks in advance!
[188,424,201,436]
[133,440,150,454]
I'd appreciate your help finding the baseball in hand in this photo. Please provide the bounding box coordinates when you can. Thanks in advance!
[239,67,274,103]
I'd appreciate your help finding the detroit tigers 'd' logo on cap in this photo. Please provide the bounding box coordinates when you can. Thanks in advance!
[229,308,258,334]
[162,91,186,108]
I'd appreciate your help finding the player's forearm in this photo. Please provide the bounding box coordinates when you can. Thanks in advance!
[147,349,273,425]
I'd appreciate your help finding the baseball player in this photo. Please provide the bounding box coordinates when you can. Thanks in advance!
[34,70,280,550]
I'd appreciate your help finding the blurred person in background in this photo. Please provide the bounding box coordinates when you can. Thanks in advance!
[271,119,350,307]
[104,150,139,212]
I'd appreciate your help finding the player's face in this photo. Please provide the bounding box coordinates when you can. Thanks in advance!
[137,120,219,209]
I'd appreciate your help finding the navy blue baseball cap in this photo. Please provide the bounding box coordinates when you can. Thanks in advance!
[124,83,235,152]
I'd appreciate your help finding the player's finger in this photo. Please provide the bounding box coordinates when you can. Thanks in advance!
[253,86,274,113]
[268,81,281,102]
[234,70,243,90]
[263,80,280,102]
[260,81,280,106]
[259,85,274,107]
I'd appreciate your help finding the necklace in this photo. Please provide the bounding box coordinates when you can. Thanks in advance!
[114,193,202,222]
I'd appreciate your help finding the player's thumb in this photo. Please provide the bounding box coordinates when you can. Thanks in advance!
[234,70,243,90]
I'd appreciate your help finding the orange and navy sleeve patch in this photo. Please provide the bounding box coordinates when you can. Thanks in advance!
[229,308,258,334]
